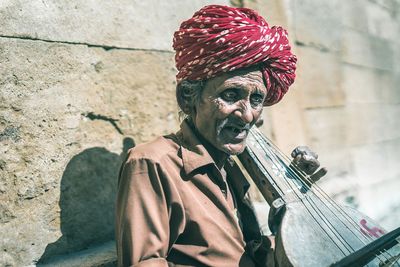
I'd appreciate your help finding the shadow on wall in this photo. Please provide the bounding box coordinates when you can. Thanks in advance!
[37,138,135,265]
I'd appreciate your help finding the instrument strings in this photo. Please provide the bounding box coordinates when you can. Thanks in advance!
[253,131,399,266]
[253,129,368,242]
[249,128,398,265]
[251,128,397,265]
[250,129,356,255]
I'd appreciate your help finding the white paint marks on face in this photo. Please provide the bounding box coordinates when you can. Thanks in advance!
[216,117,229,138]
[213,97,227,111]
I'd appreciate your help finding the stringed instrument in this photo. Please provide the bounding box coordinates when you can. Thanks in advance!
[228,127,400,267]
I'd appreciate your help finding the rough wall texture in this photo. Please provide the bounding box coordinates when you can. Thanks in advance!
[0,0,229,266]
[0,0,399,266]
[245,0,400,232]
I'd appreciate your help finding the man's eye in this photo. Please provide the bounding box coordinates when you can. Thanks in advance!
[221,90,238,102]
[250,95,264,107]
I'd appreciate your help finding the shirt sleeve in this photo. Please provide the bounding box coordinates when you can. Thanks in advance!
[115,157,185,267]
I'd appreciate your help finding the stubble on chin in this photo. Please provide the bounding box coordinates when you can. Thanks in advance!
[215,118,229,136]
[215,118,229,152]
[223,141,247,155]
[215,118,249,155]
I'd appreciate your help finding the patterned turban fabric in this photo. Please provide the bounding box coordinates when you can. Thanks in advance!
[173,5,297,106]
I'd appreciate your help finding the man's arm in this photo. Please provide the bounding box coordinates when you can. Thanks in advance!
[115,157,184,267]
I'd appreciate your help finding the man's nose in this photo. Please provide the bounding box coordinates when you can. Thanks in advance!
[233,101,253,124]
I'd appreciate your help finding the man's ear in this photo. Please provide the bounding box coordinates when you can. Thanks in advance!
[176,80,204,117]
[176,89,197,116]
[180,99,193,115]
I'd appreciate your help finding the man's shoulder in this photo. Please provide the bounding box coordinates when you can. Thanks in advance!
[126,134,180,164]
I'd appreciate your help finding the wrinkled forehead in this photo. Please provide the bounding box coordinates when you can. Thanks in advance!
[204,67,267,94]
[226,65,263,77]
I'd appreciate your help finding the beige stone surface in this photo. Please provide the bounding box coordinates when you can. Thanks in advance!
[266,88,308,154]
[0,0,229,51]
[394,40,400,74]
[1,0,400,265]
[295,46,345,108]
[342,64,399,104]
[241,0,290,29]
[341,0,370,33]
[38,241,116,267]
[371,0,400,10]
[290,0,342,51]
[341,29,394,71]
[345,104,400,146]
[341,0,400,40]
[364,2,400,41]
[350,139,400,187]
[0,37,178,266]
[302,107,347,149]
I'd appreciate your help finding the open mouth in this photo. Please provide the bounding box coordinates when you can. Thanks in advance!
[226,126,244,134]
[223,126,248,140]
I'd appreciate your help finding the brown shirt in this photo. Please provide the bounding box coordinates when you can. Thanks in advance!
[115,120,263,267]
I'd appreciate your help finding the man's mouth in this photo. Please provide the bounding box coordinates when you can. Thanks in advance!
[222,125,248,140]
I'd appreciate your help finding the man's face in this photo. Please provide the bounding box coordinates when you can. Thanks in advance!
[192,69,267,155]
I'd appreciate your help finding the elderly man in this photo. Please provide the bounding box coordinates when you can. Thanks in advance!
[116,5,326,267]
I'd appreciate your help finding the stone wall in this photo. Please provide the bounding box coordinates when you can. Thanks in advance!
[1,0,399,266]
[0,1,229,266]
[246,0,400,232]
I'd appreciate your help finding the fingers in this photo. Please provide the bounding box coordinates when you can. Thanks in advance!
[310,167,328,182]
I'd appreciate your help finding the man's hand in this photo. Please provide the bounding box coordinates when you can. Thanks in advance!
[291,146,327,183]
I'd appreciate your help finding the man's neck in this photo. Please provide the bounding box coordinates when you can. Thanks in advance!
[186,119,229,169]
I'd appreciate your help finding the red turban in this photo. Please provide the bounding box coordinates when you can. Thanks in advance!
[173,5,297,106]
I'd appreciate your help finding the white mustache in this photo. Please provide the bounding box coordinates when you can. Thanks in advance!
[216,118,251,135]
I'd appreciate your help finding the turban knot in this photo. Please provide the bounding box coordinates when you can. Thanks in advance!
[173,5,297,105]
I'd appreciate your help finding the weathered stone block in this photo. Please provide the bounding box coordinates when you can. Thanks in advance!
[350,139,400,187]
[38,241,116,267]
[316,147,354,185]
[394,41,400,74]
[0,0,229,50]
[341,0,400,41]
[341,0,369,32]
[295,46,345,108]
[345,104,400,146]
[291,0,342,51]
[242,0,290,29]
[341,29,394,71]
[369,0,400,15]
[302,107,347,149]
[364,1,400,41]
[0,37,179,266]
[342,64,399,104]
[266,86,308,154]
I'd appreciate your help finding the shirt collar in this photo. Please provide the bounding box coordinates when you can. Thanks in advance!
[177,120,250,198]
[226,157,250,199]
[177,120,215,176]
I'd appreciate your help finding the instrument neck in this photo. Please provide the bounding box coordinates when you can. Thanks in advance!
[237,127,309,205]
